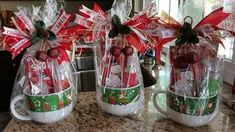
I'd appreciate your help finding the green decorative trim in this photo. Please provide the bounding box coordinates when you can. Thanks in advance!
[99,84,140,105]
[30,20,56,44]
[25,87,73,112]
[176,22,199,46]
[167,91,218,116]
[108,15,131,38]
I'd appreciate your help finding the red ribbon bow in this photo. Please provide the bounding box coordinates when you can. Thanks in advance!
[2,10,82,59]
[152,8,233,63]
[75,4,158,54]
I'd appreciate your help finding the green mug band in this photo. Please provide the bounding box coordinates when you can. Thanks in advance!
[167,91,218,116]
[25,87,73,112]
[99,84,141,105]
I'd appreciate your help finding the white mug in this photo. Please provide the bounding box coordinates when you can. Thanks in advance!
[10,87,74,124]
[153,89,220,127]
[97,83,142,116]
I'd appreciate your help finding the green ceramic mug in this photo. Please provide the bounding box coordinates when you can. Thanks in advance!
[153,89,219,127]
[98,83,141,116]
[10,86,74,124]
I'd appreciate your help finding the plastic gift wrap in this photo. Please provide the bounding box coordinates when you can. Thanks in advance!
[152,8,235,127]
[166,43,224,127]
[2,0,82,124]
[94,38,144,117]
[75,1,158,117]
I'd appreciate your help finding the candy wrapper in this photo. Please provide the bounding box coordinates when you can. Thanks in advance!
[152,8,235,127]
[3,0,81,124]
[75,1,158,118]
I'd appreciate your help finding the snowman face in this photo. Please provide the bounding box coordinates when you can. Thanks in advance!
[105,64,122,88]
[106,74,121,88]
[111,64,121,76]
[180,71,193,81]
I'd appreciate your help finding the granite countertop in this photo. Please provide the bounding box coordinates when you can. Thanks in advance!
[4,84,235,132]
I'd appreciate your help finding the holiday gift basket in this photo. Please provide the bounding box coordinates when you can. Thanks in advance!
[75,1,158,117]
[152,8,235,127]
[2,0,82,124]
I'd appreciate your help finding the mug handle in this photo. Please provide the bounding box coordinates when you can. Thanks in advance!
[10,95,32,121]
[153,90,168,115]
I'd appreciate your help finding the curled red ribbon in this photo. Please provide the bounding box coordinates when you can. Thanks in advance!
[3,10,83,59]
[75,4,158,54]
[152,8,234,63]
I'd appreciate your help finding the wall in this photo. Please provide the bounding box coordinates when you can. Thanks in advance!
[0,1,113,12]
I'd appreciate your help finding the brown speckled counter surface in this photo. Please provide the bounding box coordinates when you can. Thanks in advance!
[4,85,235,132]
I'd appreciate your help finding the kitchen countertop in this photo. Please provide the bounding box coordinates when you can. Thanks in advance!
[4,62,235,132]
[4,84,235,132]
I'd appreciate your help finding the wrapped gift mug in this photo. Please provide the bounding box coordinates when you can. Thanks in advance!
[10,86,74,124]
[153,89,219,127]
